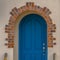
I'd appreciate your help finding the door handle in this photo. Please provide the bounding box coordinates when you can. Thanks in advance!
[43,43,46,50]
[43,43,46,55]
[43,43,45,45]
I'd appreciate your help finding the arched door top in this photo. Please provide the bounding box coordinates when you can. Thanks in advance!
[5,2,56,48]
[20,14,47,26]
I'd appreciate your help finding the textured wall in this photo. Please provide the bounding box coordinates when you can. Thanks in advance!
[0,0,60,60]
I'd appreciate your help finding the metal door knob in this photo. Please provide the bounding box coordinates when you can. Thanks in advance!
[43,47,45,49]
[43,43,45,45]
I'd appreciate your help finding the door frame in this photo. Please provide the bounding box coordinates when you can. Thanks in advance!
[5,2,56,60]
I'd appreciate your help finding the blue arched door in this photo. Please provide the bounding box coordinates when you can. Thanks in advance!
[19,14,47,60]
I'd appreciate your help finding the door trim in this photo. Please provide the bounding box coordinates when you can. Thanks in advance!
[5,2,56,48]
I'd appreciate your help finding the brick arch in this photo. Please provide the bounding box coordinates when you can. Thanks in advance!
[5,2,56,48]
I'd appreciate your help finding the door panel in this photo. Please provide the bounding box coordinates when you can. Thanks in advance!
[19,14,47,60]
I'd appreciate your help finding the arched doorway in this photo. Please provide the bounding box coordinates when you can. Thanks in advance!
[5,2,56,60]
[19,14,47,60]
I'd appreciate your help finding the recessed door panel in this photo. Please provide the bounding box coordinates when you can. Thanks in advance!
[19,14,47,60]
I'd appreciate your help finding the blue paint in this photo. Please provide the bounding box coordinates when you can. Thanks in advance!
[19,14,47,60]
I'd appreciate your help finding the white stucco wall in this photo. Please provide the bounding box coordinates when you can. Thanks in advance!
[0,0,60,60]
